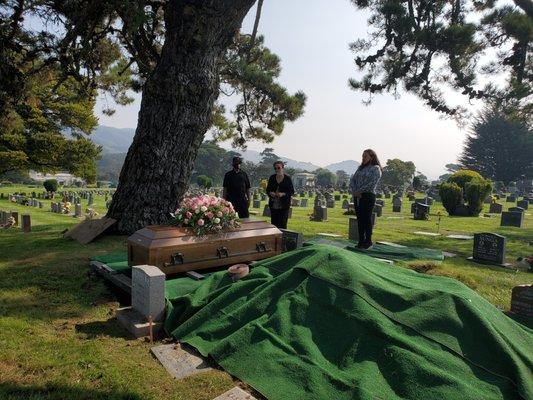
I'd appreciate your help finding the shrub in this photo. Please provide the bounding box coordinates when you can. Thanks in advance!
[43,179,58,192]
[465,178,493,216]
[196,175,213,189]
[439,182,462,215]
[448,169,483,191]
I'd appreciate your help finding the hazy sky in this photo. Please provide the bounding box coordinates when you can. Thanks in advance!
[95,0,483,179]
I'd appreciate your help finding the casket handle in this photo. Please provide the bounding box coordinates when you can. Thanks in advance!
[217,246,229,259]
[165,252,184,267]
[256,242,268,252]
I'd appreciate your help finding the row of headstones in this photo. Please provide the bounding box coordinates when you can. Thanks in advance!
[0,210,31,232]
[50,202,84,217]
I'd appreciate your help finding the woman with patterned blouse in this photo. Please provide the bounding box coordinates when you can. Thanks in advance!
[349,149,382,248]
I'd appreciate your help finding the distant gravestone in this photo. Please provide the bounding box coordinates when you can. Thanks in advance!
[74,203,82,218]
[500,211,524,228]
[489,203,503,214]
[253,200,261,209]
[425,197,434,206]
[506,195,516,203]
[511,285,533,318]
[132,265,166,323]
[262,204,271,217]
[384,192,391,199]
[376,193,383,199]
[291,198,300,207]
[469,233,506,266]
[375,199,385,207]
[509,206,525,214]
[348,217,359,241]
[260,193,267,201]
[373,203,383,217]
[342,199,349,210]
[334,194,341,201]
[0,211,7,225]
[326,198,335,208]
[300,198,308,207]
[392,197,402,213]
[517,199,529,210]
[413,203,430,220]
[280,229,304,252]
[21,214,31,233]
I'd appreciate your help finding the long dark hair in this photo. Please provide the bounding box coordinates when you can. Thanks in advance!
[358,149,382,171]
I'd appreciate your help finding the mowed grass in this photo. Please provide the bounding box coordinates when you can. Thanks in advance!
[0,184,532,399]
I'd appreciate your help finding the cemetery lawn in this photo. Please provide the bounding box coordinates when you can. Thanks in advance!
[1,185,531,399]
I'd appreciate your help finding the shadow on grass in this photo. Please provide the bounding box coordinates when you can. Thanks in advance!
[0,226,127,322]
[75,317,135,340]
[0,382,142,400]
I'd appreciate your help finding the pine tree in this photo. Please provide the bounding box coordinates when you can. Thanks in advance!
[460,107,532,184]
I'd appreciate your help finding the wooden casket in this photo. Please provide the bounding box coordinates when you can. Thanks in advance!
[127,220,282,274]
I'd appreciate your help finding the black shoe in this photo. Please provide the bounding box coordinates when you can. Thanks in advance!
[362,241,373,249]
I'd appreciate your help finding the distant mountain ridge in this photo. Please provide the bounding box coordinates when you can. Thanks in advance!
[92,125,358,173]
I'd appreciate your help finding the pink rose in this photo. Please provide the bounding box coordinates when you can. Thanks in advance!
[185,211,192,219]
[217,211,223,217]
[206,212,214,219]
[197,219,205,226]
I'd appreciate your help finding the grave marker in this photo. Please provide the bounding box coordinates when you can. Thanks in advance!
[510,285,532,318]
[132,265,166,323]
[517,199,529,210]
[280,229,304,252]
[489,203,503,214]
[21,214,31,233]
[469,233,507,266]
[500,211,524,228]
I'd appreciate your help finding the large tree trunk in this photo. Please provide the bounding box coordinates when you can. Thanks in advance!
[107,0,256,233]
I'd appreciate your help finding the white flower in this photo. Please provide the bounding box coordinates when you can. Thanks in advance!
[195,209,200,214]
[214,218,220,224]
[200,206,207,212]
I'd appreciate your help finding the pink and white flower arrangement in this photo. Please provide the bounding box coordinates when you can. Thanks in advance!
[171,195,240,235]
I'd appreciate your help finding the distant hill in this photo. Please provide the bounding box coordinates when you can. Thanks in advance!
[325,160,360,174]
[91,126,135,154]
[92,125,356,179]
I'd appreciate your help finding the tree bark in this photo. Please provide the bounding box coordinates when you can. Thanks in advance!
[107,0,256,233]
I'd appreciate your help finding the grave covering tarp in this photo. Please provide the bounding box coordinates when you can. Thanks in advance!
[304,238,444,261]
[165,245,532,400]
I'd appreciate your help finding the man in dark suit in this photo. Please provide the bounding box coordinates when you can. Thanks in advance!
[223,156,251,219]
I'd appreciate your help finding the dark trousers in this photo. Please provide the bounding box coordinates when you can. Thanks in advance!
[271,208,289,229]
[355,192,376,244]
[233,199,249,219]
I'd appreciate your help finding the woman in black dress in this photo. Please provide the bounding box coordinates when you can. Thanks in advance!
[266,161,295,229]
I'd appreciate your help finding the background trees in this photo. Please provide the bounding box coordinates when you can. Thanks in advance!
[350,0,532,121]
[459,106,532,184]
[381,159,416,190]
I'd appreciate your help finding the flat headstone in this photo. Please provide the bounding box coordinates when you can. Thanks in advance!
[213,387,257,400]
[413,231,441,237]
[317,233,343,238]
[151,343,212,380]
[443,251,457,258]
[300,198,308,207]
[132,265,166,322]
[447,234,474,240]
[386,216,405,219]
[376,241,406,248]
[252,200,261,209]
